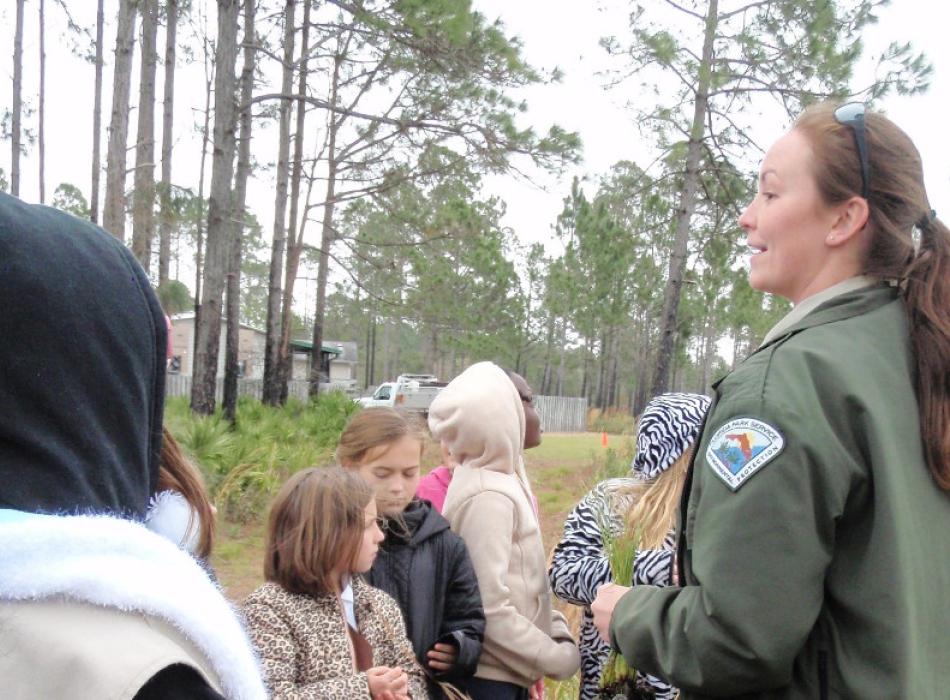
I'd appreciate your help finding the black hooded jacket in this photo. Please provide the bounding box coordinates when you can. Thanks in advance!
[366,498,485,691]
[0,193,166,517]
[0,193,225,699]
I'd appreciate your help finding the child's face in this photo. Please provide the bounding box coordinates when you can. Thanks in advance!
[352,500,385,574]
[355,435,422,517]
[508,372,542,449]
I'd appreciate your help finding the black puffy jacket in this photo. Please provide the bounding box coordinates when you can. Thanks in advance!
[366,498,485,695]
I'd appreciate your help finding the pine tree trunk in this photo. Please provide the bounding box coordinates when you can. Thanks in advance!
[90,0,105,223]
[608,329,620,409]
[11,0,25,197]
[369,311,378,386]
[278,0,312,398]
[262,0,295,406]
[132,0,158,271]
[104,0,139,239]
[38,0,46,203]
[191,0,239,416]
[223,0,256,422]
[556,320,567,396]
[381,319,392,382]
[650,0,718,396]
[633,313,652,414]
[595,331,608,410]
[699,310,715,392]
[580,339,591,402]
[308,53,342,398]
[192,44,214,367]
[157,0,178,286]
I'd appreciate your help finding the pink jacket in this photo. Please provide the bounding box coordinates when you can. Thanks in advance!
[416,466,453,513]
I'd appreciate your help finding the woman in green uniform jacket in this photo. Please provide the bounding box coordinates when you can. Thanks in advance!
[591,102,950,699]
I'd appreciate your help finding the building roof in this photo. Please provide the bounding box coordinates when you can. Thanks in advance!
[289,338,343,356]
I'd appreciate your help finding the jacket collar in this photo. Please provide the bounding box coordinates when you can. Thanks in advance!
[713,283,898,392]
[762,282,898,349]
[384,498,449,546]
[760,275,877,346]
[0,514,266,700]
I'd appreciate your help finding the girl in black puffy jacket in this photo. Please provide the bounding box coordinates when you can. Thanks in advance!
[339,408,485,699]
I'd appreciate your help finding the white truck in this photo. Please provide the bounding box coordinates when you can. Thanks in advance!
[357,374,445,414]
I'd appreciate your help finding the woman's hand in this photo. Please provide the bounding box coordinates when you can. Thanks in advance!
[592,582,631,643]
[367,666,409,700]
[426,641,458,672]
[529,678,544,699]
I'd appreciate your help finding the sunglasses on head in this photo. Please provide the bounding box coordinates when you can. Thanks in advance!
[834,102,870,201]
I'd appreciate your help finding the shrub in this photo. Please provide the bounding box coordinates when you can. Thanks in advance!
[164,393,361,522]
[587,408,636,435]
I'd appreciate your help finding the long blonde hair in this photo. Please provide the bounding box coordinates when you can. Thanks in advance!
[619,448,692,549]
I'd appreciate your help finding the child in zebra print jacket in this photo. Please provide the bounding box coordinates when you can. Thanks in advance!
[549,393,710,700]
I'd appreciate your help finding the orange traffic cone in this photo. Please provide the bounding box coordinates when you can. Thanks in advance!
[601,431,608,448]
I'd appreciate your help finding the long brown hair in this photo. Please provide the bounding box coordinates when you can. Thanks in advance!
[264,466,373,596]
[336,407,425,467]
[796,103,950,490]
[619,450,692,549]
[159,427,216,559]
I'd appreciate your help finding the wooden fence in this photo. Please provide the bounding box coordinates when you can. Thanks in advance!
[165,375,319,402]
[165,376,589,433]
[534,395,588,433]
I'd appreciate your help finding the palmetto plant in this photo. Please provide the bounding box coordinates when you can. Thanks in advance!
[165,393,359,520]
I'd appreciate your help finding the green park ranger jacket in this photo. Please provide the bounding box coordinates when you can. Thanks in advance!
[610,284,950,699]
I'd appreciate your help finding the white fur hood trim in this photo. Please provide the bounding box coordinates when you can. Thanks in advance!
[0,514,266,700]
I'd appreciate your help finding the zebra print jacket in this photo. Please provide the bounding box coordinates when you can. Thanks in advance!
[549,478,677,700]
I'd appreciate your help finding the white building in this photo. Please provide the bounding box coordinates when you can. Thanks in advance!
[168,314,357,383]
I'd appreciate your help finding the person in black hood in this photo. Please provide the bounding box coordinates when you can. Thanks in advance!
[339,407,485,699]
[0,193,265,700]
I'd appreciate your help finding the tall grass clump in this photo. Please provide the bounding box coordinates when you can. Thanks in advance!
[164,392,361,522]
[597,518,643,697]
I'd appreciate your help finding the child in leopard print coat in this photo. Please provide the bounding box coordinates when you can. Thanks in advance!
[243,467,429,699]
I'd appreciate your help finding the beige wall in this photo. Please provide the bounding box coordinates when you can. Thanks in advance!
[169,317,265,379]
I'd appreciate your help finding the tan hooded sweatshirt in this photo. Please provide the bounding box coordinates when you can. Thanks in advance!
[428,362,580,688]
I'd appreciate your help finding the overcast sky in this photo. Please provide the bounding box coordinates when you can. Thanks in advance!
[2,1,947,267]
[473,0,950,253]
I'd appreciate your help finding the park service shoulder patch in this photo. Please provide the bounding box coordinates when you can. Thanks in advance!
[706,417,785,491]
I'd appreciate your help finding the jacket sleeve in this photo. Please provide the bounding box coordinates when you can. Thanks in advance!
[243,598,370,699]
[455,490,579,681]
[609,384,857,696]
[433,535,485,679]
[548,483,615,606]
[372,593,430,700]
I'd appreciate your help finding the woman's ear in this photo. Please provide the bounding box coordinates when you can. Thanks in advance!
[827,196,870,247]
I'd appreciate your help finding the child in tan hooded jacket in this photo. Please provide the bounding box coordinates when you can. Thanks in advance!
[428,362,580,699]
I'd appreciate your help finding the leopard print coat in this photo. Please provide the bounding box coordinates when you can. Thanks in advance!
[243,577,429,699]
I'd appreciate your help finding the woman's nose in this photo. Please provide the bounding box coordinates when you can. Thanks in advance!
[738,201,755,231]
